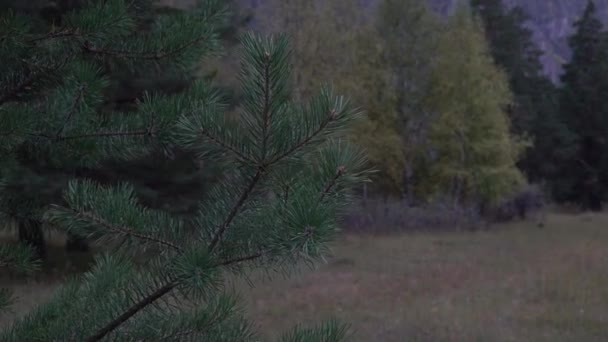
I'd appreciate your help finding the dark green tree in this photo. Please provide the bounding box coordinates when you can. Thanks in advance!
[471,0,560,183]
[554,0,608,210]
[0,0,244,258]
[0,0,369,338]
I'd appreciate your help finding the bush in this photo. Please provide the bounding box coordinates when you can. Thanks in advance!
[484,183,546,223]
[341,196,484,233]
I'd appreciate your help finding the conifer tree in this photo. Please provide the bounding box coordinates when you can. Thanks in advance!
[424,4,526,206]
[0,0,369,339]
[555,0,608,210]
[0,0,240,258]
[471,0,560,182]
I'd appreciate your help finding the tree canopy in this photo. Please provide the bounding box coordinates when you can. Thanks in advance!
[0,0,370,339]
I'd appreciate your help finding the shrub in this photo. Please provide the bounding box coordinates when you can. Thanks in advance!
[342,196,484,233]
[485,183,546,223]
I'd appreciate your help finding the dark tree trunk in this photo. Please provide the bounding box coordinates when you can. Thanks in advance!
[18,218,46,259]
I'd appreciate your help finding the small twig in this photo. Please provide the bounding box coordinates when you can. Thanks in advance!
[84,281,177,342]
[65,208,183,253]
[55,85,86,138]
[320,165,346,201]
[28,29,79,44]
[56,130,151,141]
[207,169,263,252]
[82,34,209,61]
[260,51,272,160]
[267,110,337,167]
[217,251,265,267]
[198,127,256,165]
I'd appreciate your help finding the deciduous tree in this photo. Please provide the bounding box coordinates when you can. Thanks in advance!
[424,5,526,206]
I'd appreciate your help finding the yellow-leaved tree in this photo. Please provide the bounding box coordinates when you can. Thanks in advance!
[423,4,528,206]
[252,0,408,194]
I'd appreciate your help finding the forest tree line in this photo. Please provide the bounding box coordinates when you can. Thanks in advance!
[243,0,608,212]
[1,0,607,339]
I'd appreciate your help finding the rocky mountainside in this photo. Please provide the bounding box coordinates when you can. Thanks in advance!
[469,0,608,81]
[419,0,608,81]
[181,0,608,82]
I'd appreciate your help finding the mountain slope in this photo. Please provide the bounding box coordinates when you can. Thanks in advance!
[486,0,608,81]
[223,0,608,82]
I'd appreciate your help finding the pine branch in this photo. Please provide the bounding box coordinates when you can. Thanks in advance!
[67,208,183,253]
[82,34,210,61]
[84,246,269,342]
[55,85,86,138]
[57,130,151,141]
[27,29,79,44]
[320,165,346,201]
[260,52,272,160]
[207,48,275,251]
[217,250,265,266]
[61,161,344,341]
[84,281,178,342]
[197,126,257,164]
[267,109,337,166]
[207,169,263,252]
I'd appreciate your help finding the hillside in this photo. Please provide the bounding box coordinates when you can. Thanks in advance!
[482,0,608,81]
[394,0,608,81]
[235,0,608,83]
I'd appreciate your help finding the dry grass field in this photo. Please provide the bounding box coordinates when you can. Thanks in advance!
[2,212,608,341]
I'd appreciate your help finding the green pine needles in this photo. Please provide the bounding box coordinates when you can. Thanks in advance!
[0,0,370,340]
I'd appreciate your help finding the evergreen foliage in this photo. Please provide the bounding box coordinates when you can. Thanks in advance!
[250,0,402,195]
[0,0,238,259]
[0,0,369,339]
[554,0,608,210]
[470,0,561,183]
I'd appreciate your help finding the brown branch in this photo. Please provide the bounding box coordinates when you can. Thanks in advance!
[267,110,337,167]
[55,85,86,138]
[319,165,346,201]
[204,53,275,252]
[28,30,79,44]
[260,51,272,160]
[69,209,183,253]
[198,127,256,165]
[57,130,150,141]
[84,281,177,342]
[82,34,209,61]
[86,248,267,341]
[217,251,265,267]
[207,169,264,252]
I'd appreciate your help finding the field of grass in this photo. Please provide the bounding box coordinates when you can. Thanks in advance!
[3,212,608,341]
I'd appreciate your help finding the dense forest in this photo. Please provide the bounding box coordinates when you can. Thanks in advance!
[241,0,608,212]
[1,0,608,340]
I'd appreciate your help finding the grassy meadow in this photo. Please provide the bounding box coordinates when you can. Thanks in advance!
[2,212,608,341]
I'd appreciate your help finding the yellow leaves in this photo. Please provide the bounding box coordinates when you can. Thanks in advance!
[423,4,526,203]
[350,118,405,193]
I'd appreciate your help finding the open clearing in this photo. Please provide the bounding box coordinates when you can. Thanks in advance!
[2,213,608,341]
